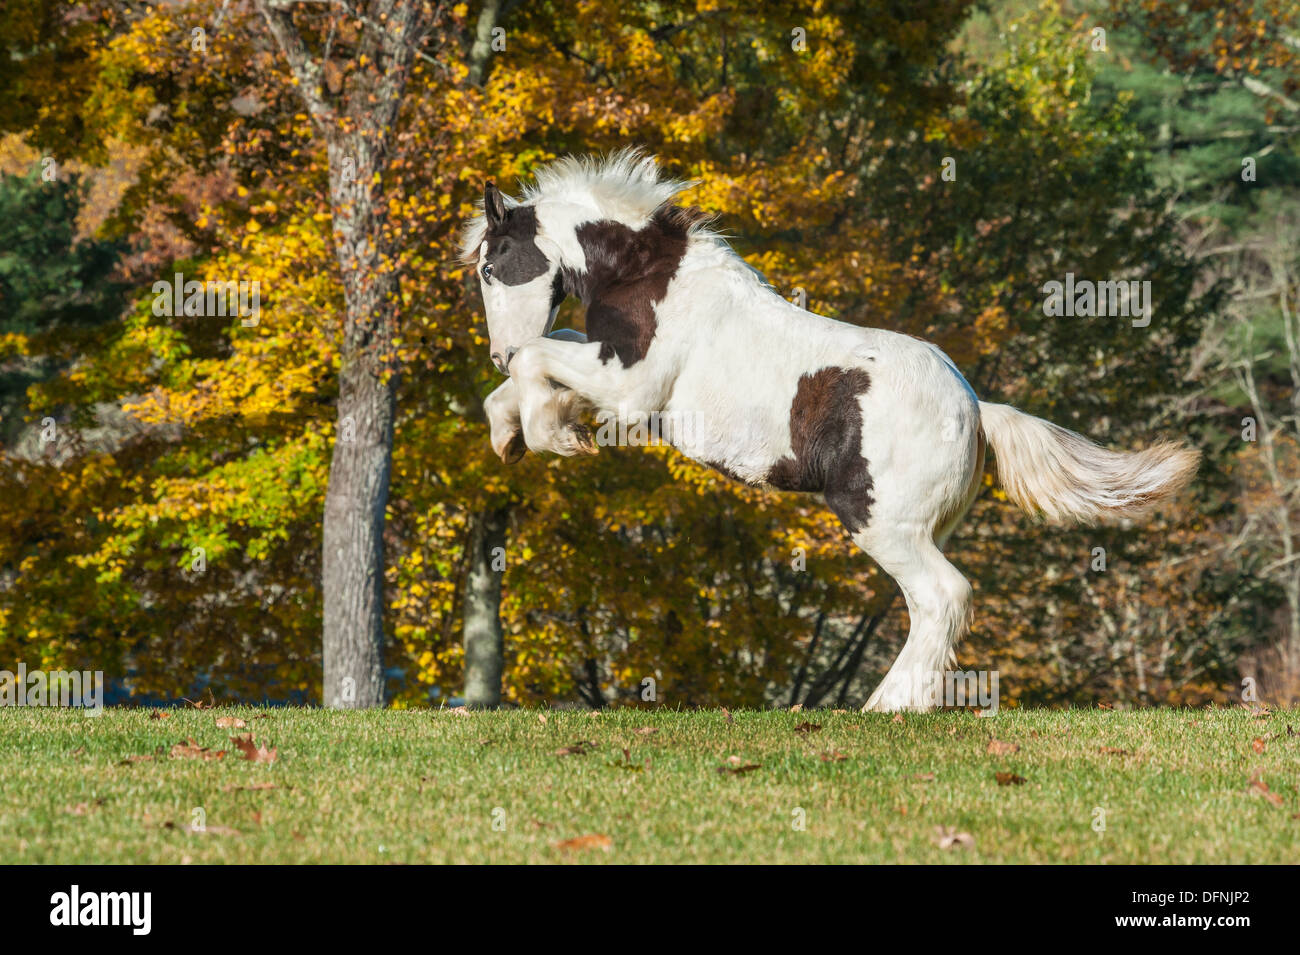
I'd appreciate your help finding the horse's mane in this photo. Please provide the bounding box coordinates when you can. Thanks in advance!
[458,148,715,263]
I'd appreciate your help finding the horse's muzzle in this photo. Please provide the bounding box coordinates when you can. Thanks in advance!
[491,348,517,375]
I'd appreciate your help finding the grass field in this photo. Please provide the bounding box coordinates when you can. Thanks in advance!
[2,705,1297,864]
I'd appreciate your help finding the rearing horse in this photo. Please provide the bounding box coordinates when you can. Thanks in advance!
[461,150,1198,712]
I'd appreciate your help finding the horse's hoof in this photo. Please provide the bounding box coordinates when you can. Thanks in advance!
[498,432,527,464]
[569,424,598,455]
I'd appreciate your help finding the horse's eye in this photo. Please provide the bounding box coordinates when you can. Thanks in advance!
[482,262,494,280]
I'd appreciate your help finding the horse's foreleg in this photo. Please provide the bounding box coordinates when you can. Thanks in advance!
[508,334,604,457]
[483,378,527,464]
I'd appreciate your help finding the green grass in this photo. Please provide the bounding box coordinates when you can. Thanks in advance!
[1,705,1297,863]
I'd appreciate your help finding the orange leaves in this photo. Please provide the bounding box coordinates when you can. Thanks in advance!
[231,734,278,763]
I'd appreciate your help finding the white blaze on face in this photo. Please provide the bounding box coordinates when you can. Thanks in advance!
[479,240,560,366]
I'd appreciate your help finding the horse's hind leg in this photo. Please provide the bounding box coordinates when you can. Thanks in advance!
[857,527,973,713]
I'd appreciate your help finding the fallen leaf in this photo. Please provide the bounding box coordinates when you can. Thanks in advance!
[986,738,1020,756]
[1099,746,1130,756]
[554,740,594,756]
[1097,702,1113,710]
[221,782,281,793]
[170,738,225,761]
[230,734,277,763]
[934,825,975,850]
[1248,774,1284,808]
[892,713,905,724]
[790,704,803,713]
[149,711,171,721]
[633,726,658,736]
[180,688,216,710]
[215,716,247,729]
[913,772,936,781]
[537,713,548,725]
[722,707,733,725]
[717,755,762,775]
[820,749,848,762]
[119,754,155,765]
[1251,737,1266,754]
[554,833,612,852]
[995,772,1027,786]
[448,706,470,716]
[793,722,822,734]
[66,800,104,815]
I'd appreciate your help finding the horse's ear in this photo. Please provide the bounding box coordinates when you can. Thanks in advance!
[484,182,507,230]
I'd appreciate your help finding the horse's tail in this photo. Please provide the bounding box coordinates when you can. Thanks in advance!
[977,402,1199,525]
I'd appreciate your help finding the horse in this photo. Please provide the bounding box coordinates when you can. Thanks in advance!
[460,149,1199,712]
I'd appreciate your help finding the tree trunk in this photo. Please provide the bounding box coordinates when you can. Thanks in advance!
[256,0,428,709]
[463,506,508,707]
[321,134,399,709]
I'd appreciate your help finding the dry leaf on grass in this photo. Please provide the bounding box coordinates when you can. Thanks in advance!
[913,772,937,781]
[66,800,104,815]
[717,755,762,775]
[221,782,281,792]
[554,740,594,756]
[230,734,277,763]
[633,726,658,736]
[995,772,1027,786]
[537,713,548,725]
[171,738,225,761]
[1248,773,1284,808]
[790,704,803,713]
[215,716,247,729]
[180,688,216,710]
[149,711,170,720]
[447,706,470,716]
[986,738,1020,756]
[793,722,822,734]
[1099,746,1131,756]
[934,825,974,850]
[891,713,905,724]
[722,707,734,725]
[554,833,612,852]
[1251,737,1267,754]
[820,750,848,763]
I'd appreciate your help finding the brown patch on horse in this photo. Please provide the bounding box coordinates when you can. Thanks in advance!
[565,205,698,368]
[767,367,875,534]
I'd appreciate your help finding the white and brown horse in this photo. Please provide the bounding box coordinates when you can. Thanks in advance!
[461,150,1198,712]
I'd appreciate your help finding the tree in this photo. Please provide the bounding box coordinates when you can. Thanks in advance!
[254,0,443,708]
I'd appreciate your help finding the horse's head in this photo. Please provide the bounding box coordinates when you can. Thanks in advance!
[467,182,564,374]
